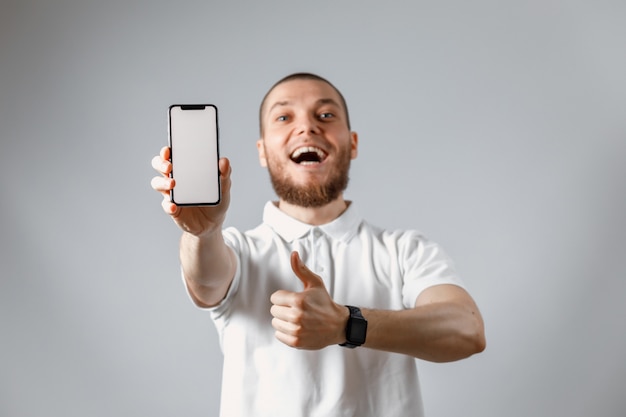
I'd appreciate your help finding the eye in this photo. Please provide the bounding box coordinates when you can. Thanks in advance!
[276,115,289,122]
[319,112,334,120]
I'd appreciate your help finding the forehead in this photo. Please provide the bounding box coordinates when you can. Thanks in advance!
[264,79,343,112]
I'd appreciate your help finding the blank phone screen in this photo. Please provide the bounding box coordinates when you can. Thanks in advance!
[168,105,220,205]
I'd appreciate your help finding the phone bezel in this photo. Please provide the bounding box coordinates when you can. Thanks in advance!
[167,104,221,206]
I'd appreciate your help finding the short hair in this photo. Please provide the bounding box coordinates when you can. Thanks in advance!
[259,72,351,135]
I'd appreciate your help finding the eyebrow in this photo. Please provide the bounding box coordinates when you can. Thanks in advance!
[267,98,341,114]
[268,100,290,113]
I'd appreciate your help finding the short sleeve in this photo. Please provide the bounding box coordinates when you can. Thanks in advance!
[399,231,466,308]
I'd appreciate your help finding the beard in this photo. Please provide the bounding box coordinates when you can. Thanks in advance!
[265,146,352,208]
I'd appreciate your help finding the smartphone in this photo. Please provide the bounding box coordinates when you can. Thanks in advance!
[168,104,220,206]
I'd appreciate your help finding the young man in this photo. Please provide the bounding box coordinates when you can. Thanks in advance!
[151,73,486,417]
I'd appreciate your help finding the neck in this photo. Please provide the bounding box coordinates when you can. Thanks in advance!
[277,196,348,226]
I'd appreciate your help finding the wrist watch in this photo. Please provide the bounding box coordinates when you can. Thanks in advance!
[339,305,367,348]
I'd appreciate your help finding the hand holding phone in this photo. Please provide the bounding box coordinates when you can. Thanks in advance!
[151,146,232,237]
[168,104,220,206]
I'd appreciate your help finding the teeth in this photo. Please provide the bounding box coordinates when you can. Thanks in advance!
[291,146,326,160]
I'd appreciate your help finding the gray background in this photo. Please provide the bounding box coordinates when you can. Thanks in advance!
[1,1,625,416]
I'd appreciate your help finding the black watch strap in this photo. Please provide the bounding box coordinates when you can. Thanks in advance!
[339,305,368,348]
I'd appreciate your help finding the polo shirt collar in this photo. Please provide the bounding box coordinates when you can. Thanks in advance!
[262,201,362,243]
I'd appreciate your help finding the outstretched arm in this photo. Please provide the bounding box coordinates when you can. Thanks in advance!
[151,146,237,307]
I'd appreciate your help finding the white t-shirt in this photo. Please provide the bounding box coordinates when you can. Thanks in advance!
[193,201,465,417]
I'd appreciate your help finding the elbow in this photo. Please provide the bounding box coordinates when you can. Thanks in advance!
[451,332,486,362]
[472,330,487,355]
[448,316,486,362]
[445,332,486,363]
[464,317,487,357]
[463,303,486,356]
[426,326,486,363]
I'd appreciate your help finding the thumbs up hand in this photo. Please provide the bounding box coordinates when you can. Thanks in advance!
[270,251,349,350]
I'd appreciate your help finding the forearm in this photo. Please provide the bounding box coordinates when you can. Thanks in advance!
[271,256,486,357]
[361,299,486,362]
[179,229,236,307]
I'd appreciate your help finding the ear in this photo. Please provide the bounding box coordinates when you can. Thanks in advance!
[257,138,268,167]
[350,131,359,160]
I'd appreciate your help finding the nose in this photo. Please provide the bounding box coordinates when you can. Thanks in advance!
[296,114,321,136]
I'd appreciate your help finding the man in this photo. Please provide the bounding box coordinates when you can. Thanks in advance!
[151,73,486,416]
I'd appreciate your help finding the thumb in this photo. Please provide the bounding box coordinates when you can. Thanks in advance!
[290,251,325,290]
[218,157,232,190]
[218,157,231,178]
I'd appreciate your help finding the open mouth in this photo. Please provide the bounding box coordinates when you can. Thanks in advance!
[290,146,327,165]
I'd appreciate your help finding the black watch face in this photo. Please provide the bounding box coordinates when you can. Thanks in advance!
[350,318,367,344]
